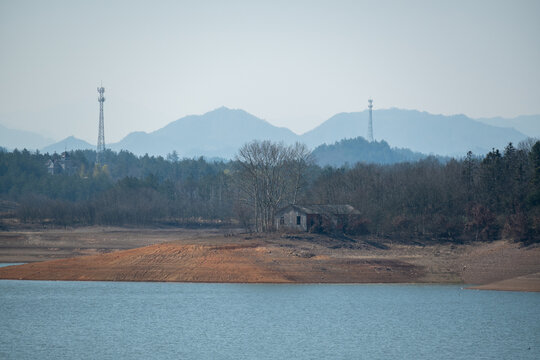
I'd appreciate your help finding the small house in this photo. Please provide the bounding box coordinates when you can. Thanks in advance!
[45,158,63,175]
[46,159,56,174]
[45,152,73,175]
[275,204,361,232]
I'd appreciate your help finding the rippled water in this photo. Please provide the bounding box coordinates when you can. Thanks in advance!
[0,278,539,359]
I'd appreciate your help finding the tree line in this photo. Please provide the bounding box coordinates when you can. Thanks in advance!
[1,139,539,243]
[0,148,234,226]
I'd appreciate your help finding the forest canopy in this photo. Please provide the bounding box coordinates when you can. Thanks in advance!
[1,140,539,243]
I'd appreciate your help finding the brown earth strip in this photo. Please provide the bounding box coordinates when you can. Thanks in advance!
[0,227,229,263]
[0,242,423,283]
[1,228,539,287]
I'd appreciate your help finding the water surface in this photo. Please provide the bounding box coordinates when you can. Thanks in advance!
[1,281,538,359]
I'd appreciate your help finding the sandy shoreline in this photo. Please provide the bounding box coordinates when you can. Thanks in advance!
[467,272,540,292]
[1,227,539,291]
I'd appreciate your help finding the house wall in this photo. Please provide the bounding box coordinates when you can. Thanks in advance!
[276,208,307,232]
[275,205,361,233]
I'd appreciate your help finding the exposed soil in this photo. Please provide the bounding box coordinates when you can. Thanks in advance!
[0,242,420,283]
[1,227,539,289]
[468,273,540,292]
[0,226,228,263]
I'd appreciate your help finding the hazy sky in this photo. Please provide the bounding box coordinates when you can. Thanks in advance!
[1,0,539,144]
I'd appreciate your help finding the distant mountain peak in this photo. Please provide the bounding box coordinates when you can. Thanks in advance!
[109,107,298,158]
[42,136,93,153]
[206,106,245,115]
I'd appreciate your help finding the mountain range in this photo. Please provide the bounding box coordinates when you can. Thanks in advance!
[2,107,537,159]
[475,115,540,139]
[0,124,55,151]
[301,109,532,156]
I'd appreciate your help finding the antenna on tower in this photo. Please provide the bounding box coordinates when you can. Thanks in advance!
[367,98,374,142]
[96,84,106,164]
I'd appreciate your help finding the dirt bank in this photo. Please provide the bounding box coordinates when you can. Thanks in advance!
[0,229,538,287]
[0,241,422,283]
[0,226,228,263]
[468,273,540,292]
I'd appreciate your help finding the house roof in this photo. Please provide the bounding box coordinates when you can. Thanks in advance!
[277,204,360,216]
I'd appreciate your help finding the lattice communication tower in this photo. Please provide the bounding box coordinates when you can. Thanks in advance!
[96,85,106,163]
[367,99,374,142]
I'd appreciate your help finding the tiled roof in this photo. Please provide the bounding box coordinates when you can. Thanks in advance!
[278,204,360,216]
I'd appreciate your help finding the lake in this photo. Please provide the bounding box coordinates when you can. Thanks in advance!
[1,277,539,359]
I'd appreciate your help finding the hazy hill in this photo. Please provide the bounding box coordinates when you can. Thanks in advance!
[109,107,298,158]
[42,136,94,154]
[475,114,540,138]
[301,109,528,156]
[0,124,55,151]
[37,107,531,159]
[312,137,429,167]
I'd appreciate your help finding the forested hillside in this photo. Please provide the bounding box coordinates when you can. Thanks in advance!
[311,137,429,166]
[1,140,539,243]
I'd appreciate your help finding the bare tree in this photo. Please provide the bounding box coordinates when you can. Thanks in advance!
[288,142,313,205]
[235,140,312,232]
